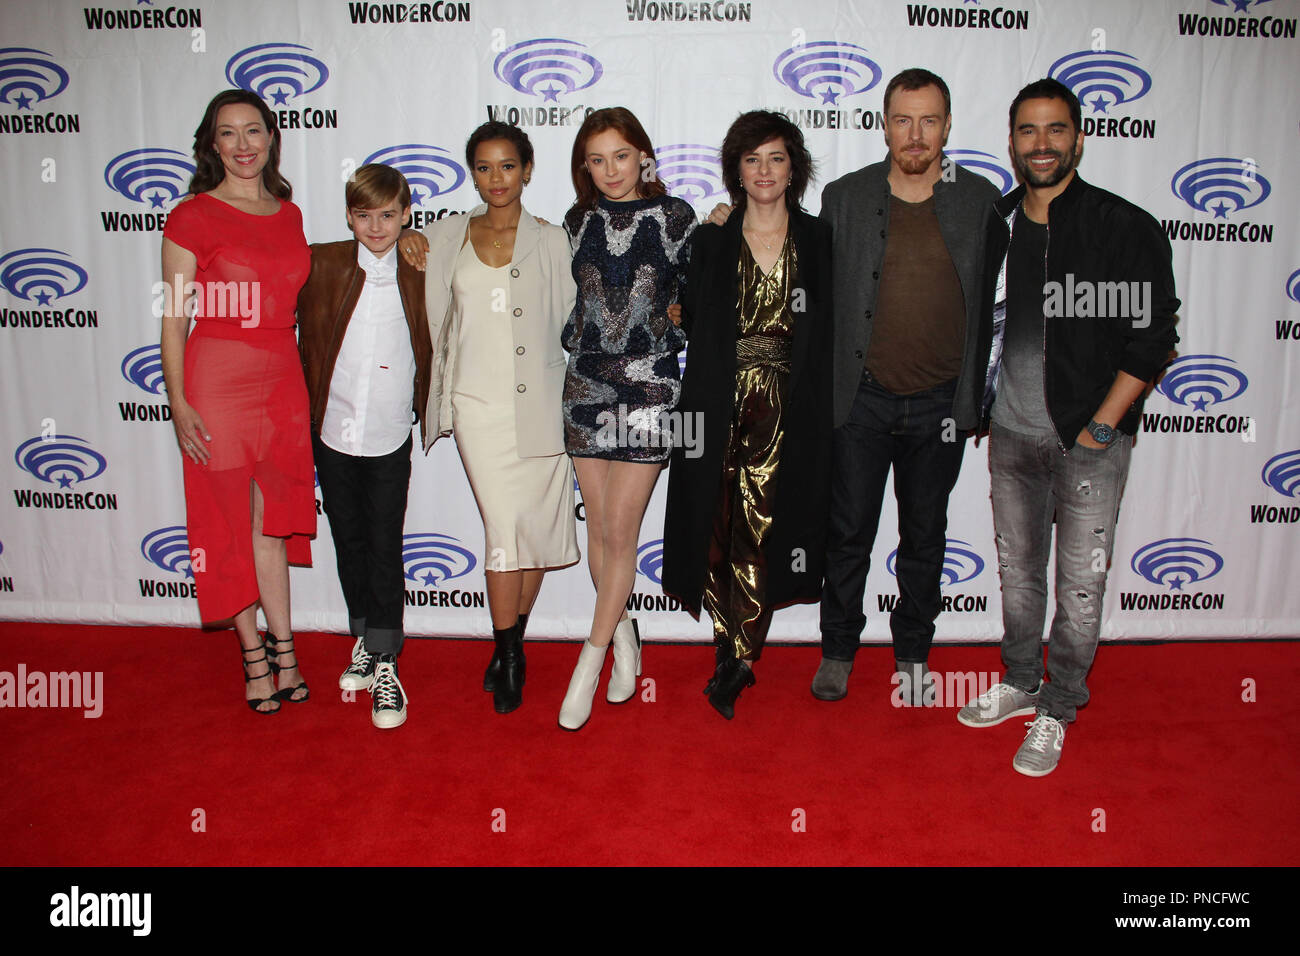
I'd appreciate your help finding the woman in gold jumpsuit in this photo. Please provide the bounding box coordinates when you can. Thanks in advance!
[662,110,833,719]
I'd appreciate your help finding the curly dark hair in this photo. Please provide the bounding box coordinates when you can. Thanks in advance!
[719,110,814,213]
[188,89,291,200]
[465,120,534,171]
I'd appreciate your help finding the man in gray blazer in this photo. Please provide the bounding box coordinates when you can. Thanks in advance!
[812,68,1001,703]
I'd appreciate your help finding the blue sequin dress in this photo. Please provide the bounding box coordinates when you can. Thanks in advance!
[562,193,696,462]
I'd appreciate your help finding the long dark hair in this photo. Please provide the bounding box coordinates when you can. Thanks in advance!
[568,106,665,213]
[188,89,292,200]
[720,110,815,214]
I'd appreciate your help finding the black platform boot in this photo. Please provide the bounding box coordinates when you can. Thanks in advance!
[492,621,525,714]
[484,613,528,693]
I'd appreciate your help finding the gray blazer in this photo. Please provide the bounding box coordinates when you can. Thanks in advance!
[819,157,1000,429]
[422,204,576,457]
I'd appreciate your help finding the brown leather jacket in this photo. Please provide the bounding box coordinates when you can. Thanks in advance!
[297,239,431,445]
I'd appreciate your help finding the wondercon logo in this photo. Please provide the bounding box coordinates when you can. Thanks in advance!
[492,38,602,101]
[1171,158,1271,219]
[0,248,87,304]
[1130,538,1223,591]
[121,344,165,395]
[1209,0,1274,11]
[362,145,465,206]
[402,533,476,586]
[1286,268,1300,304]
[1155,354,1247,410]
[887,539,984,585]
[0,47,69,109]
[1261,450,1300,498]
[773,41,881,104]
[104,148,195,209]
[636,539,664,585]
[655,144,726,204]
[226,43,329,105]
[141,526,192,578]
[946,150,1014,195]
[1048,50,1151,115]
[14,435,107,488]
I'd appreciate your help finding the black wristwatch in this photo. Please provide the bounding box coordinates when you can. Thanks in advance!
[1087,420,1116,446]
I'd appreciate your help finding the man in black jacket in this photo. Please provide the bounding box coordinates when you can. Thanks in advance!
[957,79,1179,776]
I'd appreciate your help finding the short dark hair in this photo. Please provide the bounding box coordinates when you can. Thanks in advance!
[719,110,815,213]
[465,120,534,171]
[883,68,951,117]
[189,89,291,199]
[1009,78,1082,133]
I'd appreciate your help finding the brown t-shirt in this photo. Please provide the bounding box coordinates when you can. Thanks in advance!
[864,194,966,394]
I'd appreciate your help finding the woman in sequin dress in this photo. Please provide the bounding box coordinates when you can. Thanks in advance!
[557,107,697,730]
[662,110,833,720]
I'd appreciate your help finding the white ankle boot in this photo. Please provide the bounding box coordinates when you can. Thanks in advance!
[607,617,641,703]
[559,640,607,730]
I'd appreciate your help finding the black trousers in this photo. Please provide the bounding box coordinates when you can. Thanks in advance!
[819,372,965,663]
[313,433,412,656]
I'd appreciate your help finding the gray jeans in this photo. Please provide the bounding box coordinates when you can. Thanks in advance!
[989,424,1131,722]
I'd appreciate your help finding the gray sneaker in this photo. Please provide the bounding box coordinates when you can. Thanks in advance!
[810,658,853,701]
[956,681,1039,727]
[338,636,377,692]
[1012,712,1066,777]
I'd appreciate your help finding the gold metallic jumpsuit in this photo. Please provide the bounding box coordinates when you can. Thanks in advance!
[702,236,797,662]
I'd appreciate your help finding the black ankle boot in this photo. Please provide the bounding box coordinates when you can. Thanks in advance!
[708,657,755,720]
[492,622,525,714]
[484,613,528,693]
[703,642,731,695]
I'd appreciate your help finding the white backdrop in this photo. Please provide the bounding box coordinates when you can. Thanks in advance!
[1,0,1297,644]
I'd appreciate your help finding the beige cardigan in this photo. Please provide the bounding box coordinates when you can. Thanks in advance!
[422,204,576,458]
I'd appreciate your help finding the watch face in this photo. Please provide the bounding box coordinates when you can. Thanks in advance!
[1090,422,1115,444]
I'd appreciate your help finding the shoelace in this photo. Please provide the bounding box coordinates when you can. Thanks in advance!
[976,683,1020,710]
[1022,715,1062,753]
[348,643,374,674]
[372,664,402,708]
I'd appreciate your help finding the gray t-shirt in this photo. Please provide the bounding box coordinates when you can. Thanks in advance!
[991,209,1055,435]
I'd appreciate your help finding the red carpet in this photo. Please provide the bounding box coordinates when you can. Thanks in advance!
[1,622,1296,866]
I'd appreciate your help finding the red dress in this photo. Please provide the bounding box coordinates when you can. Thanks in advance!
[162,193,315,623]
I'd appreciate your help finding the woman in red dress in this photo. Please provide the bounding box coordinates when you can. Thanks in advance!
[160,89,315,714]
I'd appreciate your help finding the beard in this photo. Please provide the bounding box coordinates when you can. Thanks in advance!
[1013,146,1079,188]
[893,145,938,176]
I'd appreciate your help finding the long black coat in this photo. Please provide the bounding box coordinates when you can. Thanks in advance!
[661,209,833,615]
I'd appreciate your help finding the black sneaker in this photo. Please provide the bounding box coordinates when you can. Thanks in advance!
[371,659,407,729]
[338,636,377,692]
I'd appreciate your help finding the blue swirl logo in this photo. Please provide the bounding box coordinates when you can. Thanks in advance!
[655,144,727,204]
[636,539,664,586]
[1286,268,1300,304]
[946,149,1014,196]
[1048,50,1151,115]
[362,144,466,207]
[887,539,985,585]
[1171,157,1271,219]
[1209,0,1274,11]
[0,248,87,305]
[402,532,476,586]
[1261,450,1300,498]
[1130,538,1223,591]
[773,41,881,104]
[103,147,195,209]
[141,526,192,578]
[493,38,602,101]
[14,435,107,488]
[226,42,329,105]
[1155,354,1247,411]
[121,344,165,396]
[0,47,69,110]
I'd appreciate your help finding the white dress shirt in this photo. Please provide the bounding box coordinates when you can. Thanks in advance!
[320,244,417,457]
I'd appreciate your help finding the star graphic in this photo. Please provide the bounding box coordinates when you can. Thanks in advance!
[1231,0,1253,12]
[1191,396,1209,412]
[1210,199,1230,219]
[820,87,840,105]
[184,567,195,579]
[422,570,438,586]
[410,185,426,207]
[1169,575,1185,591]
[1089,93,1110,114]
[57,475,74,488]
[270,86,290,106]
[34,290,52,306]
[137,0,155,6]
[538,82,561,102]
[147,190,166,209]
[14,91,33,110]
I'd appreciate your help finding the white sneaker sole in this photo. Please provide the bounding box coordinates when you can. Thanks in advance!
[373,707,407,729]
[956,702,1037,728]
[339,671,374,692]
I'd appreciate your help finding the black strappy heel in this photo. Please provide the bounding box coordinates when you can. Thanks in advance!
[265,632,309,703]
[242,642,281,715]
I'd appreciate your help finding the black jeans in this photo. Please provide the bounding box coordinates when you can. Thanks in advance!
[313,433,413,656]
[819,372,965,663]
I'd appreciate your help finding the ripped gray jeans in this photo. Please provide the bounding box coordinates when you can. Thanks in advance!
[988,423,1132,723]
